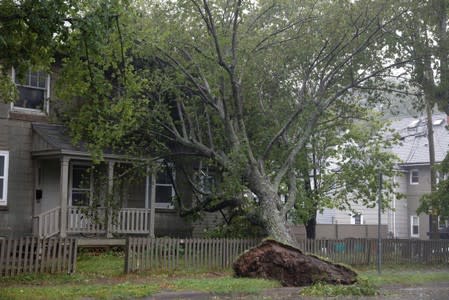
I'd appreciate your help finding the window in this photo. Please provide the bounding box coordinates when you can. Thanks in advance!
[410,169,419,185]
[436,171,448,184]
[70,164,92,206]
[199,170,215,194]
[411,216,419,237]
[438,216,448,229]
[351,214,363,225]
[12,68,50,112]
[155,165,175,209]
[0,151,9,206]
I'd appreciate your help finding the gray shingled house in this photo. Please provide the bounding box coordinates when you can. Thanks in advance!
[0,69,192,239]
[317,113,449,239]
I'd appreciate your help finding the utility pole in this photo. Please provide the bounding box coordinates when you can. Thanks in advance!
[377,171,382,275]
[425,99,439,239]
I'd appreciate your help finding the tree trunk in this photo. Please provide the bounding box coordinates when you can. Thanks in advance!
[299,148,317,239]
[247,166,296,245]
[306,214,317,239]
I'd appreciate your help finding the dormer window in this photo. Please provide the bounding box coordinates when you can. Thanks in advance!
[410,169,419,185]
[12,68,50,113]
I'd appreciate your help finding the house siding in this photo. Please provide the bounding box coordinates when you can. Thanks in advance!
[154,210,192,237]
[404,166,430,239]
[192,212,223,237]
[316,208,336,224]
[320,202,389,226]
[390,172,409,238]
[36,159,60,214]
[0,69,52,237]
[0,115,36,237]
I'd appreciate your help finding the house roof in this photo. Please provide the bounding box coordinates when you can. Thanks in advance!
[389,113,449,166]
[31,123,123,160]
[32,123,87,152]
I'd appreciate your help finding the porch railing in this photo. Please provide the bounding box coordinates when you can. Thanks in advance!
[67,206,107,234]
[33,207,61,238]
[111,208,150,234]
[67,207,150,235]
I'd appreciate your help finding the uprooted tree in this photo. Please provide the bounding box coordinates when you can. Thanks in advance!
[54,0,410,245]
[233,239,358,286]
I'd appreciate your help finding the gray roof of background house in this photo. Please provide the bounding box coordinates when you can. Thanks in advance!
[389,113,449,166]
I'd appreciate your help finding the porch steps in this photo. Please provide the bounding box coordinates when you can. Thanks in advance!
[77,238,125,247]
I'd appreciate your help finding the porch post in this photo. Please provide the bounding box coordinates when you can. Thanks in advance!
[107,161,114,238]
[149,169,156,238]
[60,157,69,238]
[145,167,150,210]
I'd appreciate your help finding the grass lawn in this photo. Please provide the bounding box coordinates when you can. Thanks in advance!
[1,251,449,299]
[0,251,279,299]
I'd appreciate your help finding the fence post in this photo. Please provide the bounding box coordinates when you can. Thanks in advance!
[71,239,78,274]
[124,237,130,273]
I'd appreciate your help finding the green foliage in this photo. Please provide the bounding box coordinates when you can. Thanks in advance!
[72,163,149,230]
[292,111,402,225]
[3,256,449,300]
[0,0,72,103]
[0,0,71,72]
[0,66,17,103]
[0,283,159,300]
[299,279,379,297]
[360,266,449,286]
[76,251,124,277]
[418,157,449,219]
[204,214,266,238]
[0,0,413,241]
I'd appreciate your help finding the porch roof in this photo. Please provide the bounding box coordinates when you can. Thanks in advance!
[31,123,125,160]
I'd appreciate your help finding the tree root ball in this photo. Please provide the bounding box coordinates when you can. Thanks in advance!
[233,239,357,287]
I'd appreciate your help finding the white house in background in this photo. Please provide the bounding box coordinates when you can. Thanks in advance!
[317,114,449,239]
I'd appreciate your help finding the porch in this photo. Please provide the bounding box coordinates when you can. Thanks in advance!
[31,123,163,239]
[33,206,153,238]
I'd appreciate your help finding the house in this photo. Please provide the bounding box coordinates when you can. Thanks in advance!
[317,113,449,239]
[0,68,192,239]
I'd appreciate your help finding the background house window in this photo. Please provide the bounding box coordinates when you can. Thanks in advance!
[436,171,448,184]
[155,165,175,209]
[13,69,50,112]
[410,169,419,185]
[70,165,92,206]
[411,216,419,237]
[351,214,363,225]
[438,216,448,229]
[0,151,9,206]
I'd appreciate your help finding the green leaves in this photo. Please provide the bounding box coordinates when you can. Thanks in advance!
[0,0,71,72]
